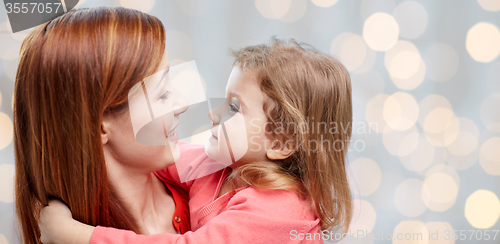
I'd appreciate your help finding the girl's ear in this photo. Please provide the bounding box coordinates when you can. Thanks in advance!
[266,139,295,160]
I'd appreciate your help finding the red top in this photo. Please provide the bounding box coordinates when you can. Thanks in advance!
[91,143,322,244]
[163,179,191,234]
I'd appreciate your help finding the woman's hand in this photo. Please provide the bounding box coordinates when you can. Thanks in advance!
[39,199,94,244]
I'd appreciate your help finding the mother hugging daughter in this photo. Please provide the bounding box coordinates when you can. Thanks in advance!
[14,6,354,244]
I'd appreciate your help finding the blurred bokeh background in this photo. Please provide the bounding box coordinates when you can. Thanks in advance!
[1,0,500,243]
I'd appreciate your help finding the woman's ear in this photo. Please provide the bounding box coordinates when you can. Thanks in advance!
[266,139,295,160]
[101,119,111,145]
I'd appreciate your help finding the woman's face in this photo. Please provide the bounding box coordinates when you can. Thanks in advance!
[102,52,189,173]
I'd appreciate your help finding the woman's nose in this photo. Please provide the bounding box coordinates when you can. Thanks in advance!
[173,89,189,116]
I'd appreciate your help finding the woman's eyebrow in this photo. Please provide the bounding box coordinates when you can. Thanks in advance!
[160,67,170,84]
[154,67,170,91]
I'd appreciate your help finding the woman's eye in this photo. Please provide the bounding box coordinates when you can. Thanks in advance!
[229,102,240,113]
[160,91,171,100]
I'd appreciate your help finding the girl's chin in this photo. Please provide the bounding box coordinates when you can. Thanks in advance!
[204,141,217,159]
[166,141,181,162]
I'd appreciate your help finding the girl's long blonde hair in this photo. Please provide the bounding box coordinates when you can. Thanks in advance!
[227,37,353,235]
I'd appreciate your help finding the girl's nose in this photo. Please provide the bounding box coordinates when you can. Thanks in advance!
[209,110,220,125]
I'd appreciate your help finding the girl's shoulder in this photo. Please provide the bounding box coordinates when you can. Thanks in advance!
[229,186,317,221]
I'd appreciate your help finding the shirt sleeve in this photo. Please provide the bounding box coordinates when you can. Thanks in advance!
[89,189,321,244]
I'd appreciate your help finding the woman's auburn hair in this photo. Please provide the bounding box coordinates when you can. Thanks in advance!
[14,7,166,243]
[227,37,353,236]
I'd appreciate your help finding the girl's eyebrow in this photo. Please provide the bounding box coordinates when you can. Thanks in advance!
[228,92,247,108]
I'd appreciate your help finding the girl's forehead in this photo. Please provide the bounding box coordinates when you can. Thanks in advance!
[226,67,259,90]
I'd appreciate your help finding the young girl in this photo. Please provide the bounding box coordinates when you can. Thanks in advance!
[39,38,354,243]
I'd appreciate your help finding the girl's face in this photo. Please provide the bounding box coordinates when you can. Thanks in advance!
[102,53,189,173]
[206,67,273,168]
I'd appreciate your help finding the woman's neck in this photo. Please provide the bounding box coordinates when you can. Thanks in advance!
[104,156,177,235]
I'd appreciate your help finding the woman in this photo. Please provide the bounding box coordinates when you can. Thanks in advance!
[14,7,189,244]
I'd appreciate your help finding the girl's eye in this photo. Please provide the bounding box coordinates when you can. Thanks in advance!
[160,91,171,100]
[229,102,240,113]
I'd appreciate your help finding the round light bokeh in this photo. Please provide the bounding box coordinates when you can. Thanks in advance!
[421,172,459,212]
[383,92,419,131]
[394,178,428,217]
[388,51,420,79]
[424,43,459,82]
[446,117,480,170]
[446,117,479,157]
[392,221,428,244]
[0,234,8,244]
[359,0,396,20]
[399,136,435,172]
[384,40,425,90]
[255,0,292,19]
[418,94,452,126]
[383,125,419,157]
[348,158,381,196]
[331,33,377,74]
[340,34,367,71]
[477,0,500,12]
[422,108,460,148]
[366,94,389,133]
[311,0,339,8]
[349,199,377,235]
[279,0,307,23]
[466,22,500,63]
[0,164,15,203]
[0,112,14,150]
[479,137,500,175]
[465,189,500,229]
[423,107,456,133]
[424,222,455,244]
[480,93,500,132]
[119,0,155,13]
[363,12,399,51]
[426,164,460,186]
[393,1,428,39]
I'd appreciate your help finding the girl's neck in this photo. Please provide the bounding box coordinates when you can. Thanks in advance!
[105,157,176,235]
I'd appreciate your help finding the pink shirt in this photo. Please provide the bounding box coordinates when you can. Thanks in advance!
[90,143,323,244]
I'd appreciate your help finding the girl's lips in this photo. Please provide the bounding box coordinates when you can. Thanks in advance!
[167,130,179,142]
[209,134,218,142]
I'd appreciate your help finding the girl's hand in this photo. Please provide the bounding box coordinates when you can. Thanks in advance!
[39,199,94,244]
